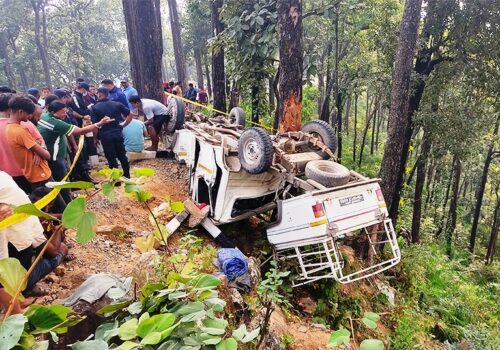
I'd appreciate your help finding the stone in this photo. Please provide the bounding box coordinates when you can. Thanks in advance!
[298,326,308,333]
[54,266,67,277]
[44,274,60,284]
[297,295,317,315]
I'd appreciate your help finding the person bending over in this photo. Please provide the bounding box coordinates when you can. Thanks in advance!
[128,95,169,151]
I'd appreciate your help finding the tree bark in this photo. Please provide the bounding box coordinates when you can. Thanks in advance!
[378,0,423,221]
[0,32,16,88]
[228,80,239,110]
[352,93,358,164]
[411,127,432,243]
[31,0,52,88]
[445,154,461,256]
[277,0,303,132]
[194,47,204,89]
[251,83,260,124]
[470,116,500,252]
[211,0,226,113]
[167,0,187,88]
[122,0,163,102]
[485,193,500,265]
[8,35,29,90]
[203,52,212,98]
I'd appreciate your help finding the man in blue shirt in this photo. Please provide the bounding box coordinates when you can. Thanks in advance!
[101,79,129,108]
[120,77,138,109]
[91,87,133,178]
[184,83,198,102]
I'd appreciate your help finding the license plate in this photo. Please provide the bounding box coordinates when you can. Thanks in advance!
[339,194,364,207]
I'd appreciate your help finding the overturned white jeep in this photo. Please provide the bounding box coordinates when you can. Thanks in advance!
[165,104,400,286]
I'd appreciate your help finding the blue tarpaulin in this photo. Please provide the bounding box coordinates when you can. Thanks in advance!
[216,248,249,281]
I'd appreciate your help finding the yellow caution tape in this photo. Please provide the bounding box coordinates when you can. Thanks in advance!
[0,135,85,230]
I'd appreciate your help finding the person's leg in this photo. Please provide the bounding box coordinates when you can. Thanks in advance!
[12,176,32,194]
[8,242,34,271]
[114,134,130,178]
[26,252,64,290]
[0,288,22,314]
[100,136,119,169]
[48,160,72,204]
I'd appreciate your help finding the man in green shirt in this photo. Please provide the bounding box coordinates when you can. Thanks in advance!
[37,101,111,203]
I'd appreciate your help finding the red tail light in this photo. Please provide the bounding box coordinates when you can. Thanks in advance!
[376,189,384,202]
[312,203,325,218]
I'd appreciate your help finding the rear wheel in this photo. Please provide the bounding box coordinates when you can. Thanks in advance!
[229,107,246,127]
[301,120,337,159]
[238,127,273,174]
[305,160,350,187]
[166,97,185,132]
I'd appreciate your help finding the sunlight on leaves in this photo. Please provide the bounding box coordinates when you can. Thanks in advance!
[62,197,97,244]
[0,258,27,299]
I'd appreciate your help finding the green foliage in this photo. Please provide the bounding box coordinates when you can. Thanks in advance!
[0,314,27,350]
[327,328,350,347]
[62,196,97,244]
[360,339,384,350]
[0,258,27,299]
[257,261,291,308]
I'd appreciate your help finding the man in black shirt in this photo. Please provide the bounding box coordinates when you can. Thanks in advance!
[91,88,133,178]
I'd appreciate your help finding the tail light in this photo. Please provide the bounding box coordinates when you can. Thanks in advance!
[376,189,384,202]
[312,203,325,218]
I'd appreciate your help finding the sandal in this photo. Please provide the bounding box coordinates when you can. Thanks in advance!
[25,285,50,297]
[64,254,76,262]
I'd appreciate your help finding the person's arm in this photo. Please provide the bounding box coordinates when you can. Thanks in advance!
[31,143,50,160]
[119,105,132,128]
[0,203,13,221]
[43,225,64,258]
[143,123,148,137]
[72,117,112,136]
[121,113,133,128]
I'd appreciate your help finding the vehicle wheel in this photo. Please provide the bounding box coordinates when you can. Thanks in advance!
[305,160,350,187]
[238,127,273,174]
[301,120,337,159]
[229,107,246,127]
[166,98,185,132]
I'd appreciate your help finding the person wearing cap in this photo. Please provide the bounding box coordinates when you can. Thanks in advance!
[120,78,138,109]
[68,83,91,127]
[91,87,133,178]
[101,79,128,108]
[27,88,40,101]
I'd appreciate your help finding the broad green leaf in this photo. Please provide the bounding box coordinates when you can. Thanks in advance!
[32,340,49,350]
[0,258,27,299]
[101,181,116,201]
[193,274,220,289]
[216,338,238,350]
[0,314,27,349]
[118,341,141,350]
[46,181,95,190]
[177,302,204,315]
[360,339,384,350]
[133,167,155,177]
[62,197,97,244]
[127,301,143,315]
[27,304,72,332]
[95,322,119,341]
[180,310,206,323]
[231,324,247,341]
[170,201,185,213]
[70,339,109,350]
[140,331,162,345]
[328,328,351,347]
[364,312,381,322]
[362,317,378,330]
[135,234,156,253]
[137,314,176,338]
[200,333,222,345]
[204,297,226,312]
[241,327,260,343]
[97,300,132,315]
[97,168,123,180]
[13,203,58,221]
[118,318,138,341]
[135,191,152,203]
[202,317,228,330]
[166,271,191,285]
[124,181,142,194]
[168,291,188,300]
[153,224,169,242]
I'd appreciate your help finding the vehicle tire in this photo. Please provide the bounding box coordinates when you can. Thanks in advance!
[166,98,185,132]
[229,107,246,127]
[238,127,273,174]
[301,120,337,159]
[305,160,350,187]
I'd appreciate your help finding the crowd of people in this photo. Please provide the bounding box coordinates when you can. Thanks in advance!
[0,77,200,313]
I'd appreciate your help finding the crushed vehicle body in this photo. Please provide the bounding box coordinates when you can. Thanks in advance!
[164,103,401,286]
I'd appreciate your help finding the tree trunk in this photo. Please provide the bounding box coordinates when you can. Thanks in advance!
[378,0,423,221]
[319,43,333,123]
[334,8,342,161]
[31,0,52,88]
[122,0,163,102]
[194,47,204,89]
[375,103,382,150]
[411,127,432,243]
[317,71,324,116]
[343,94,351,136]
[203,52,212,98]
[167,0,187,88]
[0,32,16,88]
[336,90,343,162]
[353,93,358,164]
[277,0,303,132]
[436,166,454,237]
[228,80,239,110]
[211,0,226,113]
[485,194,500,265]
[470,116,500,252]
[251,83,259,124]
[358,99,376,168]
[8,36,29,90]
[370,104,377,155]
[445,154,461,256]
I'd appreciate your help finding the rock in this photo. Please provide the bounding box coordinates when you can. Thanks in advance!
[376,281,396,306]
[44,274,60,284]
[104,240,114,249]
[312,323,329,331]
[54,266,67,277]
[297,295,317,315]
[298,325,308,333]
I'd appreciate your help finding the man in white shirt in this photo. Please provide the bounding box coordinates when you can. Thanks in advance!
[128,96,169,151]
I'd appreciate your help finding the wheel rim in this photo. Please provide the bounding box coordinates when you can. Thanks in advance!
[243,137,260,165]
